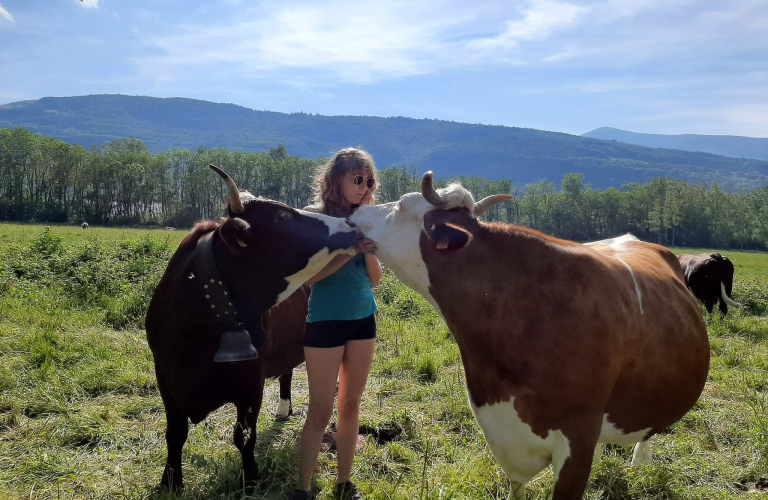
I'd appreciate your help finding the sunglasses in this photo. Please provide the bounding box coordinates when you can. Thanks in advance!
[349,174,376,188]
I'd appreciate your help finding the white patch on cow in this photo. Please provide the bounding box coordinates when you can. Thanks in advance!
[471,398,569,485]
[278,246,355,303]
[631,440,653,465]
[296,208,358,241]
[276,398,291,418]
[275,210,357,304]
[598,414,652,445]
[583,233,639,247]
[350,198,442,311]
[617,258,644,314]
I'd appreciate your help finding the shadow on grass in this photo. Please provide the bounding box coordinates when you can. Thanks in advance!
[145,416,299,500]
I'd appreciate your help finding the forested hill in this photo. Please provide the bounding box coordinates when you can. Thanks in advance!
[2,94,768,190]
[583,127,768,161]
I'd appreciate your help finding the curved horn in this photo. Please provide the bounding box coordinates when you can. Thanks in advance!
[421,171,446,207]
[474,194,514,215]
[210,164,244,214]
[720,282,741,308]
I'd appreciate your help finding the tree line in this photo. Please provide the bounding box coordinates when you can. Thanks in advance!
[2,127,767,250]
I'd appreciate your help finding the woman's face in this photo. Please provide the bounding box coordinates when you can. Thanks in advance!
[341,169,374,206]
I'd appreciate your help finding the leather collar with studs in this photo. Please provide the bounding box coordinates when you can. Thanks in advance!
[194,232,243,331]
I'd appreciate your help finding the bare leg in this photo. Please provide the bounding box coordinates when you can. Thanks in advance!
[296,346,345,492]
[336,339,375,484]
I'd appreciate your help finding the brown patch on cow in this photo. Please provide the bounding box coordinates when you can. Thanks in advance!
[420,208,709,447]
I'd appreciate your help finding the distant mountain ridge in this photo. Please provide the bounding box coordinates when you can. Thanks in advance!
[2,94,768,190]
[583,127,768,161]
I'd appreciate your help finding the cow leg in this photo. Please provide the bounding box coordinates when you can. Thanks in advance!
[550,434,598,500]
[507,481,526,500]
[592,443,603,465]
[159,391,189,490]
[234,387,263,489]
[719,299,728,317]
[276,371,293,419]
[631,440,652,465]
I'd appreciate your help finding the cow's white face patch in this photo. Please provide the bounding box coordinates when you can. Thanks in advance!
[296,209,358,240]
[275,211,357,304]
[350,195,441,310]
[277,246,355,303]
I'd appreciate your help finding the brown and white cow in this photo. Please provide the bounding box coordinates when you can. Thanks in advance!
[146,165,358,490]
[350,173,710,499]
[679,252,739,317]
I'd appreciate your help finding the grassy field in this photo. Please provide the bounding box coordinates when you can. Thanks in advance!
[1,222,767,499]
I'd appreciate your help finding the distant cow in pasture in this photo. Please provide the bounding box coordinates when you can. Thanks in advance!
[679,252,740,316]
[164,227,177,230]
[145,165,358,490]
[349,173,710,499]
[81,222,89,229]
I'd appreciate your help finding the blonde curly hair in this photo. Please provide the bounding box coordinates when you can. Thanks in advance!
[311,148,379,217]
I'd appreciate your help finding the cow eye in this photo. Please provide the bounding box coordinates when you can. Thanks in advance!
[275,210,292,222]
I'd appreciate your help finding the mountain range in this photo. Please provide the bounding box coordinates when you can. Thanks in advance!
[2,94,767,190]
[583,127,768,161]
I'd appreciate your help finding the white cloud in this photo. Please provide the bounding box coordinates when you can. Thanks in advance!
[130,0,768,90]
[468,0,586,51]
[135,0,476,84]
[78,0,100,9]
[0,3,14,22]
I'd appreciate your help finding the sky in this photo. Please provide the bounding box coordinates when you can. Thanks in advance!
[0,0,767,137]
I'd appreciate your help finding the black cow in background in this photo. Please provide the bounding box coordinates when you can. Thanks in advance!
[679,252,740,316]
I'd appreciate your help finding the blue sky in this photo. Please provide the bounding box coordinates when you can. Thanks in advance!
[1,0,766,137]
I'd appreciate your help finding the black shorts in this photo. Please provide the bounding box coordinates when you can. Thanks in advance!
[304,315,377,348]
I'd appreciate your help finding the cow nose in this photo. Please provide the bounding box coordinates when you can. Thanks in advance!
[345,220,357,229]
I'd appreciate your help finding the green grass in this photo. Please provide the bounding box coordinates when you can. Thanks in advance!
[1,223,767,499]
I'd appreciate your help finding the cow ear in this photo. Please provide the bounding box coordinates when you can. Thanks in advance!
[220,217,251,253]
[430,222,473,252]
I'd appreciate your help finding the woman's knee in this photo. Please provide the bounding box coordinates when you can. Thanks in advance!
[307,404,334,429]
[337,397,361,420]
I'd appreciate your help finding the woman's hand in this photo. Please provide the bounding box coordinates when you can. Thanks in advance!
[355,237,377,255]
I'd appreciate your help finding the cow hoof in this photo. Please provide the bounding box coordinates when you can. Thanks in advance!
[276,398,292,419]
[160,466,184,491]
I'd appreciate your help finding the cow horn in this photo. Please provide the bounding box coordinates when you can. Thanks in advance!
[421,171,446,207]
[210,164,244,214]
[474,195,514,215]
[720,282,741,308]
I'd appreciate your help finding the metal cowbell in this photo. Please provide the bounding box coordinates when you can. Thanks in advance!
[213,328,258,363]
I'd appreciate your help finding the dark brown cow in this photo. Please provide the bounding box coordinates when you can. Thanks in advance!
[679,252,739,316]
[267,285,309,418]
[350,173,710,499]
[146,165,357,490]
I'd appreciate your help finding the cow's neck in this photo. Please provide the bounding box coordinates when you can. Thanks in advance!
[212,236,283,319]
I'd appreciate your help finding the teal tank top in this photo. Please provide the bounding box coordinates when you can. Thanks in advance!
[307,253,378,323]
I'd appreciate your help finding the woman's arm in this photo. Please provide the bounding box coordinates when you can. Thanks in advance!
[364,253,382,288]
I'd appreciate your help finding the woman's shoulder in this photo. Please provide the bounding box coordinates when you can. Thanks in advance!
[302,204,323,214]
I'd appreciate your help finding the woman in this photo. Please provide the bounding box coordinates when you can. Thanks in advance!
[292,148,382,500]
